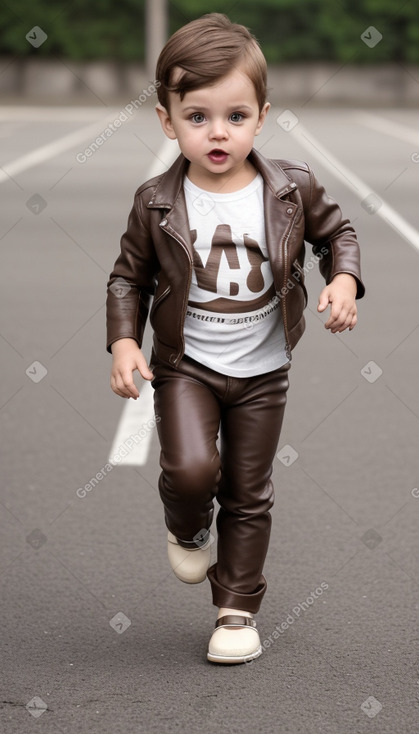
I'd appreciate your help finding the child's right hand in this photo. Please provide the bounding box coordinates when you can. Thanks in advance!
[110,338,153,400]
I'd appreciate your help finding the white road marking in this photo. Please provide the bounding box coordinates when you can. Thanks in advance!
[353,112,419,147]
[3,105,176,466]
[108,380,157,466]
[146,136,179,177]
[108,137,178,466]
[0,116,113,184]
[0,106,113,121]
[288,119,419,253]
[0,108,176,185]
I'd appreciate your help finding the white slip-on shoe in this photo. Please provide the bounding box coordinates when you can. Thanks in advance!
[167,531,211,584]
[207,614,262,664]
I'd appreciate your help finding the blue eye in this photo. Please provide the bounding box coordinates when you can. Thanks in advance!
[230,112,244,123]
[191,113,205,124]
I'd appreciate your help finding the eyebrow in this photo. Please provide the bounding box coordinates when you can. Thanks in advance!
[182,104,254,112]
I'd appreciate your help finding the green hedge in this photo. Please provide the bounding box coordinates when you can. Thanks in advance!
[2,0,418,62]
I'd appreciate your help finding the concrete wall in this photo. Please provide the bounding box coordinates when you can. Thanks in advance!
[1,58,418,106]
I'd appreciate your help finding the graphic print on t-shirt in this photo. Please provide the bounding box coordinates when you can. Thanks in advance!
[182,172,288,378]
[189,223,276,314]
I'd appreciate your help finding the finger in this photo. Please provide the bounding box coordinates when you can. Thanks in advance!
[334,319,351,333]
[327,316,347,332]
[115,372,140,399]
[332,310,355,333]
[111,377,129,399]
[113,387,131,399]
[112,368,138,399]
[110,376,122,396]
[317,292,330,312]
[348,312,358,331]
[335,307,357,333]
[137,354,154,381]
[329,315,349,333]
[112,381,133,399]
[324,303,344,329]
[111,374,126,397]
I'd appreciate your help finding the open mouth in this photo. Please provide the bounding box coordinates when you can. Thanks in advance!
[208,149,229,163]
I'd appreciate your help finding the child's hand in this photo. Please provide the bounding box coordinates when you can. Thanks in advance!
[317,273,358,333]
[110,338,153,399]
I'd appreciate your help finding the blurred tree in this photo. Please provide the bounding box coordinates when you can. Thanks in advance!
[0,0,146,59]
[0,0,417,62]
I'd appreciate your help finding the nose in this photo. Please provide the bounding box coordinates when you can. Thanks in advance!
[209,118,228,140]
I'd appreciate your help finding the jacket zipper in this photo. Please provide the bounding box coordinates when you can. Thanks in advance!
[152,285,171,311]
[281,225,293,362]
[160,223,192,366]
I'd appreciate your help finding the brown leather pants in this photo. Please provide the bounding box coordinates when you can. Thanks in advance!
[151,353,291,614]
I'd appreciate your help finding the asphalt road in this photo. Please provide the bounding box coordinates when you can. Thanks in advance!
[1,100,419,734]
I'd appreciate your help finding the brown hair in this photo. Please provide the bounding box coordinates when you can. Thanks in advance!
[155,13,267,112]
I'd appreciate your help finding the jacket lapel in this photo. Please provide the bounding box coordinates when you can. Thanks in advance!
[145,148,299,266]
[146,154,195,258]
[248,149,299,272]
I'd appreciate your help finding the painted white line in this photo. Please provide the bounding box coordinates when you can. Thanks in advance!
[289,121,419,253]
[0,108,177,186]
[108,380,157,466]
[146,136,179,178]
[108,137,178,466]
[0,106,114,122]
[354,112,419,147]
[0,117,112,184]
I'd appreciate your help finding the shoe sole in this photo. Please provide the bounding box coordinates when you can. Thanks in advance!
[172,570,208,584]
[207,645,263,664]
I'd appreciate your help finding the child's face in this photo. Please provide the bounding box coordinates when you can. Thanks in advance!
[156,65,270,189]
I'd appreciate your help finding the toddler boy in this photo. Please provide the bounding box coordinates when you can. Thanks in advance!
[106,13,364,664]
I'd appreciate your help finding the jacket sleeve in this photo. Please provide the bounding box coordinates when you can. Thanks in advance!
[299,166,365,299]
[106,192,159,353]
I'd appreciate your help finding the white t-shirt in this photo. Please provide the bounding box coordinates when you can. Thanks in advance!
[183,173,289,377]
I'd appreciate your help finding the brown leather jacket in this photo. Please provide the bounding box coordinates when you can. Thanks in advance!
[106,148,365,366]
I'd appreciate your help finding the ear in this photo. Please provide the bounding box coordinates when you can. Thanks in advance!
[254,102,271,136]
[155,103,177,140]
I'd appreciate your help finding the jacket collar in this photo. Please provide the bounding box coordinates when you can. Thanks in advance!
[146,147,297,209]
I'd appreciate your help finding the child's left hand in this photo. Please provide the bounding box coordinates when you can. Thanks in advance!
[317,273,358,333]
